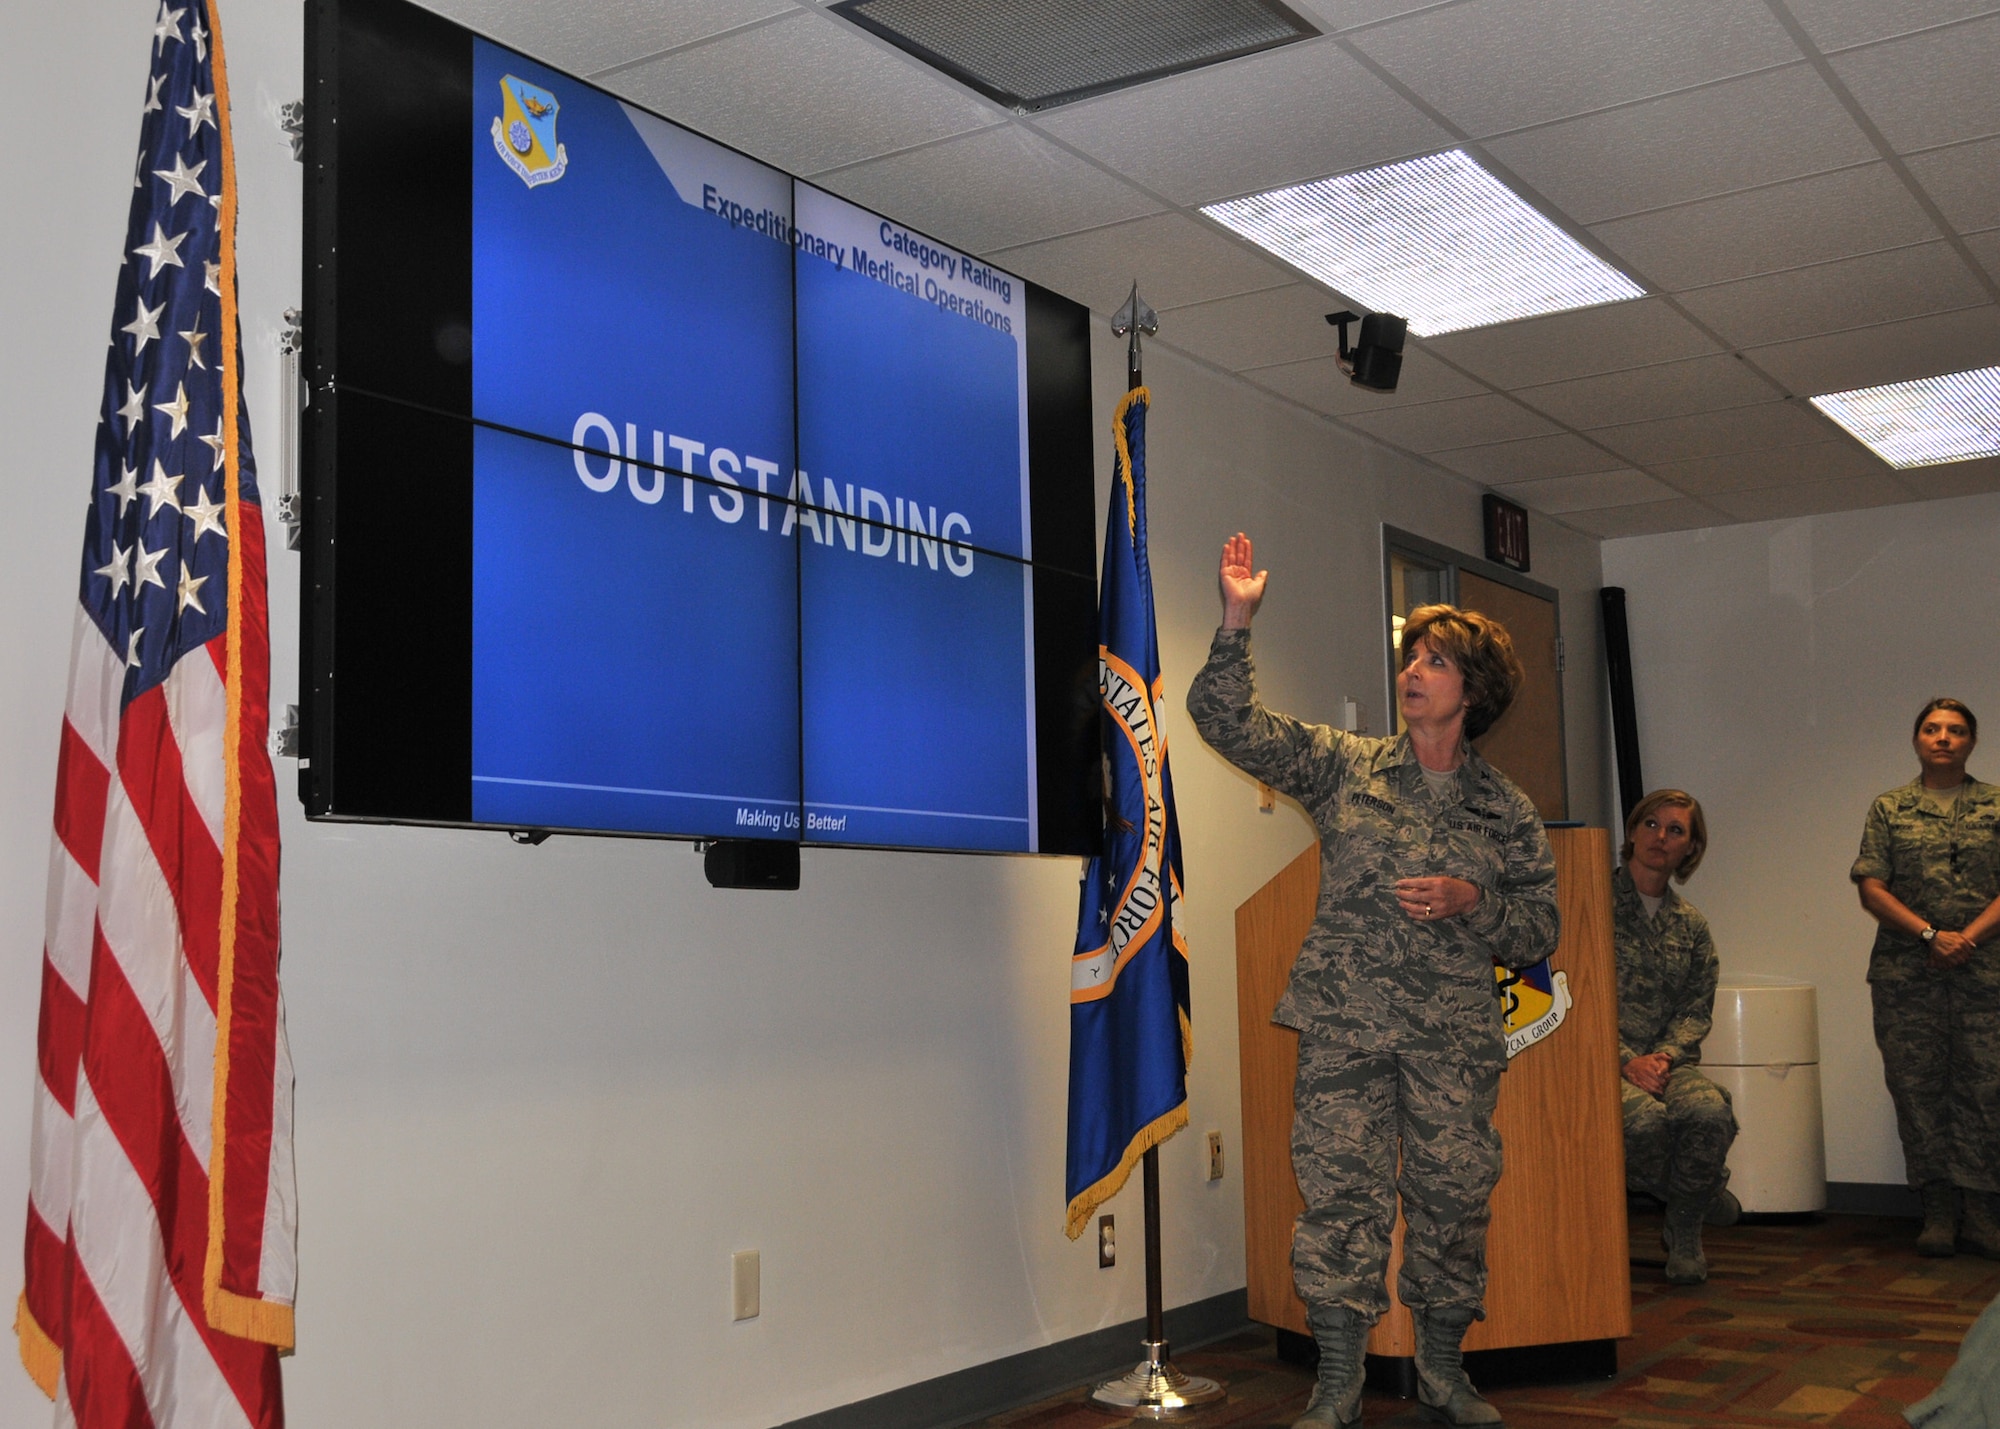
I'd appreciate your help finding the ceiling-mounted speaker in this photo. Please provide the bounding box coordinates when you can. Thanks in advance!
[1326,310,1407,393]
[830,0,1319,112]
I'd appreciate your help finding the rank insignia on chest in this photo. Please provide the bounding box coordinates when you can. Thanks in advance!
[1496,957,1571,1058]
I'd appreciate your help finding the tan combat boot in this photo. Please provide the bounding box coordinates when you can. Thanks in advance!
[1412,1306,1502,1427]
[1292,1303,1367,1428]
[1917,1181,1960,1257]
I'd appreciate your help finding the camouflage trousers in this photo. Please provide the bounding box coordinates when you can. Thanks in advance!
[1872,969,2000,1192]
[1620,1065,1736,1206]
[1290,1039,1503,1320]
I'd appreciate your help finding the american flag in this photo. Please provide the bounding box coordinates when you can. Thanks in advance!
[16,2,293,1425]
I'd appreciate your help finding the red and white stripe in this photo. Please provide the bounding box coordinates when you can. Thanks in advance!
[24,598,288,1429]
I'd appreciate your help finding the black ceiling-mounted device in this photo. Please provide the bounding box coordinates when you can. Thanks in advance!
[1326,310,1407,392]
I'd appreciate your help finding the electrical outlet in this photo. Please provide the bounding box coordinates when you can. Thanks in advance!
[1206,1131,1225,1181]
[1098,1215,1116,1268]
[732,1250,760,1321]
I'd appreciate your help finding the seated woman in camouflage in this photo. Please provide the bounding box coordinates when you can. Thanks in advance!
[1614,789,1738,1286]
[1189,533,1559,1429]
[1853,698,2000,1260]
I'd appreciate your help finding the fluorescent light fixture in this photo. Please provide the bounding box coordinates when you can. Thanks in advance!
[1809,366,2000,469]
[1201,150,1644,337]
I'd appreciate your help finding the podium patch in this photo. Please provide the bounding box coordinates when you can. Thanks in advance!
[1495,958,1570,1058]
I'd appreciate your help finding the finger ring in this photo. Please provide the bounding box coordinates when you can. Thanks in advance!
[1425,903,1433,917]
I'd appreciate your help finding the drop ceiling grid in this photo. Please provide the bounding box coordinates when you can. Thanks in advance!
[435,0,2000,536]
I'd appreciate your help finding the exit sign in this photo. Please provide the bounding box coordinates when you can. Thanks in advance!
[1483,493,1530,572]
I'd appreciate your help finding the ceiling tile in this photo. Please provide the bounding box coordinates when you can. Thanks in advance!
[1431,432,1630,483]
[993,213,1292,314]
[1343,394,1559,451]
[1590,400,1836,464]
[1786,0,2000,52]
[1511,354,1780,427]
[608,14,999,177]
[1245,346,1489,415]
[432,0,794,77]
[1424,299,1720,387]
[1905,136,2000,233]
[1674,242,1991,348]
[1350,0,1798,138]
[1496,468,1678,514]
[1899,454,2000,499]
[1157,285,1347,369]
[1745,303,2000,395]
[1591,164,1941,290]
[1294,0,1456,32]
[1706,472,1916,520]
[1484,65,1874,224]
[1032,42,1449,206]
[1647,440,1885,494]
[1829,14,2000,152]
[1969,229,2000,281]
[814,126,1160,253]
[1561,497,1723,537]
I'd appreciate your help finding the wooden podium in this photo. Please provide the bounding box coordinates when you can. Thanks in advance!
[1235,826,1630,1357]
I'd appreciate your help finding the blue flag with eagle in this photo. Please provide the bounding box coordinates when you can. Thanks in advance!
[1065,386,1192,1240]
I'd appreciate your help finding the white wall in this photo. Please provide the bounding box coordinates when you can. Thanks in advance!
[0,3,1605,1426]
[1602,493,2000,1187]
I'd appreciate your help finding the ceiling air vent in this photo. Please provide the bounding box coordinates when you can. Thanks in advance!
[830,0,1320,112]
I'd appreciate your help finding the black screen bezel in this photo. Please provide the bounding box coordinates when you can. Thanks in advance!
[300,0,1100,856]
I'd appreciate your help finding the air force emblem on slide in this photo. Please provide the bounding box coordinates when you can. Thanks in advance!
[491,74,568,187]
[1495,958,1571,1058]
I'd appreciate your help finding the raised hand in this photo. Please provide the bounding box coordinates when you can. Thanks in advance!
[1219,531,1268,629]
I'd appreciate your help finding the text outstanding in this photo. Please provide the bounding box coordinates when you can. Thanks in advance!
[570,413,977,576]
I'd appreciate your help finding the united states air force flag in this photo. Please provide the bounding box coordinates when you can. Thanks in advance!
[1065,387,1192,1240]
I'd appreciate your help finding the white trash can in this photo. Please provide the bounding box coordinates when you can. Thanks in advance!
[1700,976,1827,1213]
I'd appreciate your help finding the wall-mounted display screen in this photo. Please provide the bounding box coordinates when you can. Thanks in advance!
[302,0,1100,855]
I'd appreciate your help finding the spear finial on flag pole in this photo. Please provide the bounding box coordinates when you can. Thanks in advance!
[1070,284,1222,1416]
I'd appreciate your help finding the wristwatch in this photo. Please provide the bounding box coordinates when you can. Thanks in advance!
[1919,926,1938,943]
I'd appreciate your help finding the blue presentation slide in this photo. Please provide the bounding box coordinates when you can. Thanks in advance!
[468,38,1040,851]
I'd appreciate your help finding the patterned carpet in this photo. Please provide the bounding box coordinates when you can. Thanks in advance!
[973,1212,2000,1429]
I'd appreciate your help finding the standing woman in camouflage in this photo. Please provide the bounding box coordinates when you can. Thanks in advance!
[1852,699,2000,1259]
[1613,790,1739,1286]
[1189,533,1559,1429]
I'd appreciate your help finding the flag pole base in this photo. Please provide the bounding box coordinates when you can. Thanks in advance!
[1090,1338,1225,1418]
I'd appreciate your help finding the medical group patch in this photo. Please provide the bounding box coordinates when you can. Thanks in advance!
[1495,957,1571,1058]
[492,73,568,187]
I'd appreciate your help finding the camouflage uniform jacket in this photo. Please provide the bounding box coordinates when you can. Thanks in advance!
[1851,776,2000,983]
[1612,865,1719,1068]
[1187,628,1560,1068]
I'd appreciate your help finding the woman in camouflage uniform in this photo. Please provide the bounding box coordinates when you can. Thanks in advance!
[1613,790,1738,1286]
[1852,699,2000,1260]
[1189,534,1559,1429]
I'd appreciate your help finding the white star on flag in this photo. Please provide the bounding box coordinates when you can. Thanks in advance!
[154,5,185,52]
[176,565,209,615]
[138,459,184,516]
[132,539,168,592]
[115,381,148,437]
[106,462,140,513]
[122,298,165,356]
[177,90,216,134]
[125,626,147,667]
[94,541,134,596]
[197,419,226,470]
[184,486,227,543]
[132,222,187,278]
[180,317,208,369]
[154,381,192,438]
[144,72,166,114]
[153,154,208,205]
[204,258,221,296]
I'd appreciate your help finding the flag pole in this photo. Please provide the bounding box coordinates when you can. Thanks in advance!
[1090,284,1223,1418]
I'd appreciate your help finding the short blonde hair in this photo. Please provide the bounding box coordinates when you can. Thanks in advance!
[1400,604,1524,742]
[1621,790,1707,883]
